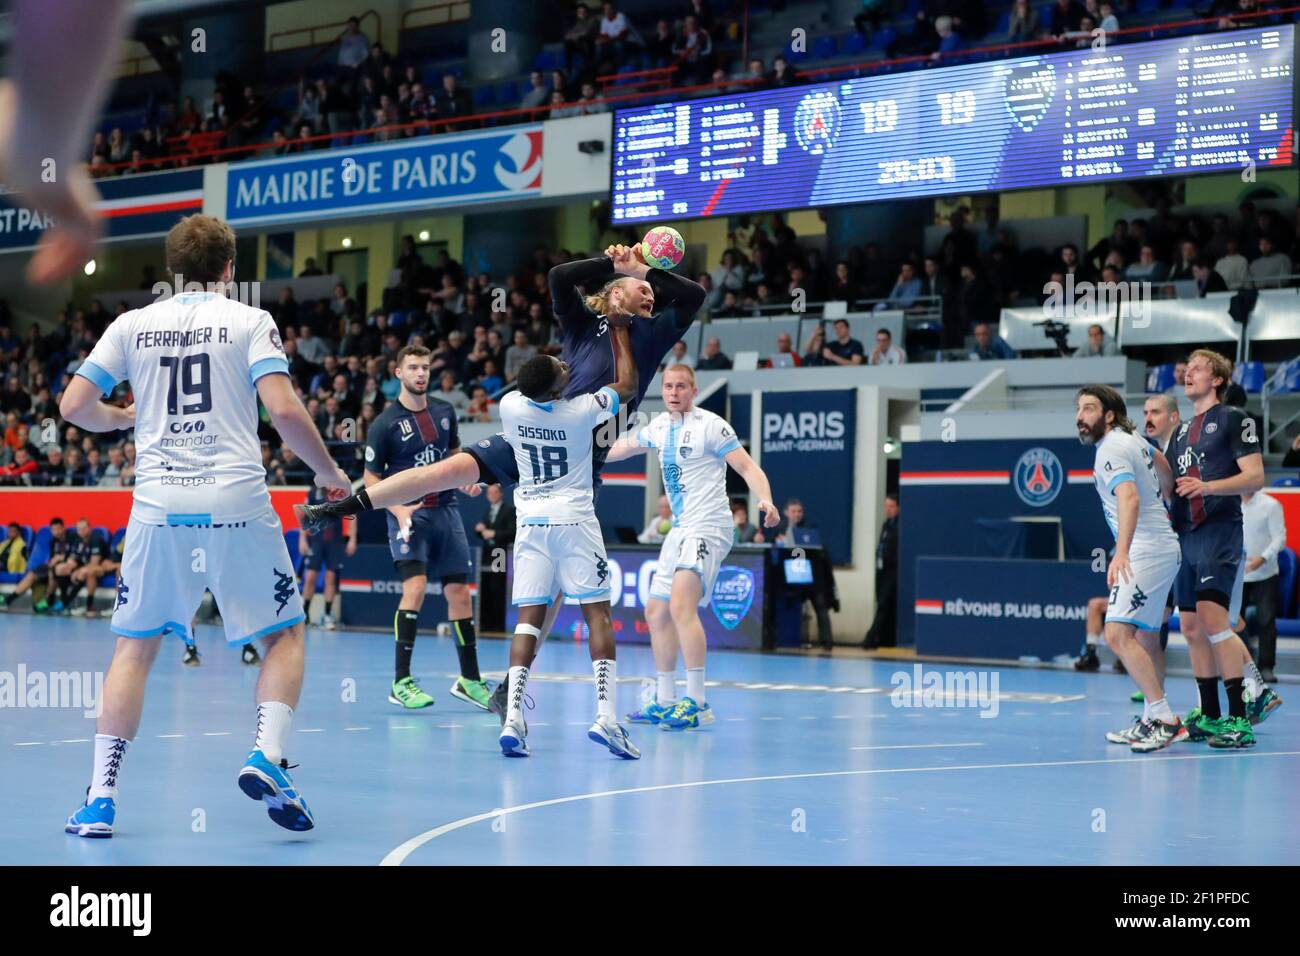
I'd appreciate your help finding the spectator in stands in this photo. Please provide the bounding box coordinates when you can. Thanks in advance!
[436,74,474,129]
[1168,240,1199,282]
[875,262,921,311]
[1074,323,1119,357]
[732,501,759,545]
[930,15,963,60]
[1194,258,1229,296]
[99,445,127,486]
[1098,1,1118,34]
[480,359,504,394]
[323,77,356,135]
[0,522,26,579]
[1089,219,1137,272]
[549,90,581,119]
[827,260,860,304]
[1047,0,1085,35]
[855,0,889,35]
[767,54,798,88]
[1126,244,1167,283]
[1008,0,1041,40]
[714,291,744,318]
[1241,487,1285,683]
[596,3,636,68]
[969,321,1016,360]
[297,325,330,364]
[823,319,866,366]
[577,81,608,114]
[464,386,497,422]
[1214,237,1249,290]
[520,71,550,111]
[868,328,907,366]
[1218,0,1264,31]
[639,496,675,544]
[1249,236,1291,288]
[696,337,732,371]
[674,14,714,85]
[663,341,694,371]
[1283,432,1300,470]
[338,16,370,71]
[564,2,600,70]
[430,370,470,413]
[0,444,37,484]
[647,19,676,67]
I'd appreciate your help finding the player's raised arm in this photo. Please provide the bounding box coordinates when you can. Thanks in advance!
[548,254,617,326]
[604,433,649,463]
[724,446,779,528]
[608,318,638,405]
[257,373,350,494]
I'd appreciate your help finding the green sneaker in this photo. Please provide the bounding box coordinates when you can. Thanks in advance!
[33,599,49,613]
[1131,691,1145,702]
[389,676,435,709]
[1208,715,1256,749]
[1247,687,1283,726]
[1183,707,1216,743]
[450,676,492,711]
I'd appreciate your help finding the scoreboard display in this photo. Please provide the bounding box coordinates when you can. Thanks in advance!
[610,25,1296,223]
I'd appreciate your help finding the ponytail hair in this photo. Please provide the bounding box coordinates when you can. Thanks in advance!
[585,276,633,316]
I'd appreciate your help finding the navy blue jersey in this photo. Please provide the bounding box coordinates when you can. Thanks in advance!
[364,397,461,508]
[69,531,108,565]
[1168,403,1260,531]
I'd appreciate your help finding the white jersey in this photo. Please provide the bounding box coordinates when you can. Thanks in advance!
[77,292,290,524]
[1092,429,1179,555]
[499,385,621,524]
[635,406,741,538]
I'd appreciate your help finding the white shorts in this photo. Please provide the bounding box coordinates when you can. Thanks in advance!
[649,526,733,606]
[1105,547,1180,632]
[110,508,305,645]
[512,519,611,606]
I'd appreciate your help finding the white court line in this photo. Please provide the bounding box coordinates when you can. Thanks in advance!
[849,742,985,752]
[298,728,324,733]
[57,739,90,743]
[345,727,371,732]
[14,741,43,746]
[379,750,1300,866]
[156,734,184,739]
[203,732,231,737]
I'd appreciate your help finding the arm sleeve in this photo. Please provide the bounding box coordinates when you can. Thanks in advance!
[1097,445,1136,492]
[247,311,291,386]
[1264,499,1287,562]
[713,419,741,457]
[1228,408,1262,459]
[549,256,615,327]
[647,268,707,331]
[77,320,129,398]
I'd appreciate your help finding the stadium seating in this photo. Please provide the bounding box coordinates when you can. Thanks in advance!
[1232,361,1266,394]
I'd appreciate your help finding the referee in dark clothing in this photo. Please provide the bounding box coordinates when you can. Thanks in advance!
[473,482,516,633]
[863,493,899,648]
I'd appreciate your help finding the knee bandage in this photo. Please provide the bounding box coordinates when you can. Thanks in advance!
[1208,628,1235,646]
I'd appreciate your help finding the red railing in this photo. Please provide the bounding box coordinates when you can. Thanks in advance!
[400,0,471,33]
[268,9,382,53]
[95,6,1300,177]
[595,65,678,92]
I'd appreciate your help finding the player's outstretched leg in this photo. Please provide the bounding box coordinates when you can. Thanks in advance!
[628,597,679,724]
[295,453,483,534]
[66,635,162,838]
[238,622,315,831]
[660,572,714,731]
[583,600,639,759]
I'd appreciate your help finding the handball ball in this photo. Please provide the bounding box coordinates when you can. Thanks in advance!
[657,518,674,535]
[641,225,685,270]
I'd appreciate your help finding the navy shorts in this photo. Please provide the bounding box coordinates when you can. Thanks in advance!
[1173,520,1245,614]
[304,529,347,574]
[387,506,473,584]
[465,430,609,495]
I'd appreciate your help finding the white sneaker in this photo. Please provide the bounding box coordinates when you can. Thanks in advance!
[322,614,336,631]
[588,715,640,760]
[499,716,530,757]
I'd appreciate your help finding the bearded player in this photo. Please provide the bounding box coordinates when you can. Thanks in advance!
[297,241,707,716]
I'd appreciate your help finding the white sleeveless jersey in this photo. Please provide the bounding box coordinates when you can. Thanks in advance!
[1091,428,1179,555]
[77,292,290,524]
[499,385,621,524]
[635,406,741,538]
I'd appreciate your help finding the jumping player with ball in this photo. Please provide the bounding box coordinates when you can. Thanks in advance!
[297,226,706,722]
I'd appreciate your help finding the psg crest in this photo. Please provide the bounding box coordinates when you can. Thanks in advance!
[794,90,841,156]
[1013,447,1064,507]
[710,566,755,630]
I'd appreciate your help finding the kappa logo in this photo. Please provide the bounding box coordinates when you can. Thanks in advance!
[696,539,709,561]
[594,552,609,587]
[271,568,295,615]
[1127,585,1148,614]
[114,577,129,611]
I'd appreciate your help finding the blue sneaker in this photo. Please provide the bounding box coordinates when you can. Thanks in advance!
[660,697,715,731]
[65,795,115,838]
[627,700,674,724]
[238,749,315,831]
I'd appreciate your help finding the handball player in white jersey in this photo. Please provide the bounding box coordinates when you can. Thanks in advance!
[495,317,639,759]
[60,216,350,837]
[1076,385,1187,752]
[603,365,778,730]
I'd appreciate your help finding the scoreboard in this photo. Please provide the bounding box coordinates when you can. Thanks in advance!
[610,25,1296,223]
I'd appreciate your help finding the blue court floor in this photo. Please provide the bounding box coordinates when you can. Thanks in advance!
[1,615,1296,866]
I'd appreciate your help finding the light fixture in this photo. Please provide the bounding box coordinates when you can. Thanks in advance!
[341,237,353,249]
[418,230,430,242]
[83,259,96,276]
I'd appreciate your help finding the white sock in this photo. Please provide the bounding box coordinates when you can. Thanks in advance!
[594,659,616,720]
[1085,632,1101,648]
[89,733,130,800]
[254,701,293,765]
[1141,699,1151,722]
[1149,696,1175,724]
[686,667,706,704]
[506,665,530,724]
[656,671,676,704]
